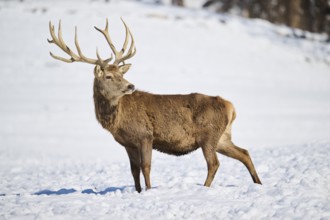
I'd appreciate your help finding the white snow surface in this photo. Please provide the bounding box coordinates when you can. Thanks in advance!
[1,0,330,219]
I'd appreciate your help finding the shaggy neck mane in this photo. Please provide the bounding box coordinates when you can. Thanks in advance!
[93,80,119,131]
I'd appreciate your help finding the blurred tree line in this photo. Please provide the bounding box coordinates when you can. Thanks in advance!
[172,0,330,37]
[172,0,184,6]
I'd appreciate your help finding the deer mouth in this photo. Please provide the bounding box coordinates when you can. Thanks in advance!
[122,88,135,94]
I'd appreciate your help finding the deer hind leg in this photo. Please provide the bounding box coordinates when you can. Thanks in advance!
[125,147,142,192]
[217,131,262,184]
[201,144,220,187]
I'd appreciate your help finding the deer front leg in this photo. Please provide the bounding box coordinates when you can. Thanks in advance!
[201,146,220,187]
[140,140,153,190]
[125,147,142,193]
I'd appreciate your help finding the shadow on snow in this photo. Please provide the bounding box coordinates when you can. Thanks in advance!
[33,186,130,196]
[81,186,126,195]
[34,188,77,195]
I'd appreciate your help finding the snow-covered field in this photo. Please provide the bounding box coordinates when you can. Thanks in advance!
[1,0,330,219]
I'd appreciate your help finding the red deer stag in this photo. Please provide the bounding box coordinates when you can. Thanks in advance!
[48,19,262,192]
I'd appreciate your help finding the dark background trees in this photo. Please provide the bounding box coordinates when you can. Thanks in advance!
[172,0,184,7]
[202,0,330,37]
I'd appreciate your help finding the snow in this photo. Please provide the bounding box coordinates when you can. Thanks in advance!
[1,0,330,219]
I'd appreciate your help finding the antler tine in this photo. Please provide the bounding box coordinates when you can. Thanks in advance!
[96,48,103,63]
[113,18,136,65]
[47,21,57,44]
[49,51,74,63]
[104,53,114,64]
[57,20,69,53]
[74,27,103,65]
[118,17,130,57]
[94,18,120,58]
[96,47,113,64]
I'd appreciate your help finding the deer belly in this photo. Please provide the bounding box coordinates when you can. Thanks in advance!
[153,130,198,156]
[150,107,199,155]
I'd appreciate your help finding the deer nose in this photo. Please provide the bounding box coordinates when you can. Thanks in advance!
[127,84,135,91]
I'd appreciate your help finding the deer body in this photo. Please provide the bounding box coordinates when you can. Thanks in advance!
[94,89,229,156]
[48,19,262,193]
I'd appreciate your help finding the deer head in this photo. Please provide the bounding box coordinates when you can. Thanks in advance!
[48,18,136,103]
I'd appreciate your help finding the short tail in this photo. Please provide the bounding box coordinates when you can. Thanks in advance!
[225,100,236,126]
[231,107,236,124]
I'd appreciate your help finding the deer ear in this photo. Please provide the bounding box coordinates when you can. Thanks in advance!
[94,65,103,78]
[118,64,131,74]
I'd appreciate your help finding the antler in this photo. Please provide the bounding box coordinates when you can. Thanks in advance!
[94,18,136,65]
[48,20,113,66]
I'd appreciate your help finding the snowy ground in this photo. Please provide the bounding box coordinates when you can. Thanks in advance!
[1,0,330,219]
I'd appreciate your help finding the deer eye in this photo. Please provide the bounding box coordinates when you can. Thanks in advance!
[105,76,113,80]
